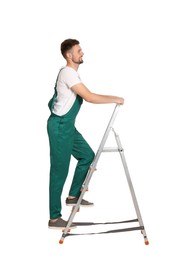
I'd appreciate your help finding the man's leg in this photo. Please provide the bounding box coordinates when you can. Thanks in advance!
[68,129,95,197]
[47,116,74,219]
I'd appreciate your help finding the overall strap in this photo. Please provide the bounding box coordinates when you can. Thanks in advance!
[48,67,64,112]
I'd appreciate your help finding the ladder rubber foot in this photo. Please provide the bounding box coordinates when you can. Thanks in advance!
[59,240,64,244]
[145,241,149,245]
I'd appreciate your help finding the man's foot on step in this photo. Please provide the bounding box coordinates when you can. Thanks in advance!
[48,218,77,230]
[66,197,94,207]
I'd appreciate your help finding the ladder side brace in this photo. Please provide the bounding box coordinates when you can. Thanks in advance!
[112,129,148,244]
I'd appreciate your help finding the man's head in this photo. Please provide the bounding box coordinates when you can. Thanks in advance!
[60,39,84,64]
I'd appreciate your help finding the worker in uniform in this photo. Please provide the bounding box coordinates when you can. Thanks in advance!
[47,39,124,229]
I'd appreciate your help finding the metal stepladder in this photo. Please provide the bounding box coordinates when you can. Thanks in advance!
[59,104,149,245]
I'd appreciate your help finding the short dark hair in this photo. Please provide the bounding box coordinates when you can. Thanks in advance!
[60,39,80,59]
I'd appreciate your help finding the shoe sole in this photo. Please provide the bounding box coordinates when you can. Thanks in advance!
[66,203,94,207]
[48,226,76,230]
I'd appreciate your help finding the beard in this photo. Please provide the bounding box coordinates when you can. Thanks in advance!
[72,57,84,64]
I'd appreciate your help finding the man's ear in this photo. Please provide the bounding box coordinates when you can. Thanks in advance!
[66,51,72,59]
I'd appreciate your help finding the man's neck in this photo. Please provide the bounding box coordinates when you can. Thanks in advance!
[66,62,79,71]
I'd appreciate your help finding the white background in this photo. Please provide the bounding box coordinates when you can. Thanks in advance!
[0,0,189,259]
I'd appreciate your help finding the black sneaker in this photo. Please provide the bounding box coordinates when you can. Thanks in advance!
[66,197,94,207]
[48,218,77,230]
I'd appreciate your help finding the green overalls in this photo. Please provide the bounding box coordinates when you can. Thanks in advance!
[47,69,95,219]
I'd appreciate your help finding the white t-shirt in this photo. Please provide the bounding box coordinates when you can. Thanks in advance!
[52,66,82,116]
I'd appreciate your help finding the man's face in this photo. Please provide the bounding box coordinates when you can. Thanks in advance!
[70,44,84,64]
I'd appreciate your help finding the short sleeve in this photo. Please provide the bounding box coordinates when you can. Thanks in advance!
[60,67,82,88]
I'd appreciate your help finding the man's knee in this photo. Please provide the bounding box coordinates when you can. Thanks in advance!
[90,150,95,162]
[87,149,95,165]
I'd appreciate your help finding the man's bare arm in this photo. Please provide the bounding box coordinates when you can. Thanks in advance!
[71,83,124,104]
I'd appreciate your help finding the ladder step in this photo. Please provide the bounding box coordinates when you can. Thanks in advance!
[102,147,123,152]
[65,226,144,237]
[73,219,138,226]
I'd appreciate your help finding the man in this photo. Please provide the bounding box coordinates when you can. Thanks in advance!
[47,39,124,229]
